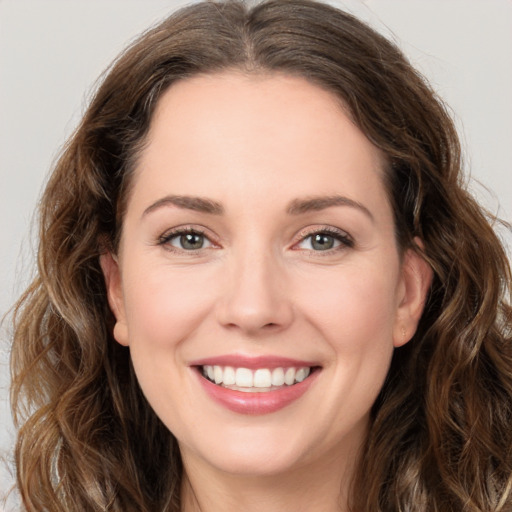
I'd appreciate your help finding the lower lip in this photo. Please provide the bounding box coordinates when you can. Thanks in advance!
[195,368,319,415]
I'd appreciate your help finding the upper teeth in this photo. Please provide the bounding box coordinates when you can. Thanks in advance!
[202,365,311,389]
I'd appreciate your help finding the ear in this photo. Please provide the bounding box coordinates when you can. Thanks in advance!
[393,240,433,347]
[99,252,129,346]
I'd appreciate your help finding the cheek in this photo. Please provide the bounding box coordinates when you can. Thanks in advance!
[122,262,216,352]
[297,263,399,341]
[120,263,218,430]
[294,262,399,394]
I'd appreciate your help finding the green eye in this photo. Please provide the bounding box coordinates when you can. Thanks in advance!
[296,230,352,252]
[161,230,213,251]
[310,233,337,250]
[176,233,206,250]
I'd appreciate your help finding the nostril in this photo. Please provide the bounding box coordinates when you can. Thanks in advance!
[215,288,294,334]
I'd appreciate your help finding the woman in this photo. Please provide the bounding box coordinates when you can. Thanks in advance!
[10,0,512,510]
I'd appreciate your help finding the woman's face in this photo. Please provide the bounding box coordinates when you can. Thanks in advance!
[102,72,431,478]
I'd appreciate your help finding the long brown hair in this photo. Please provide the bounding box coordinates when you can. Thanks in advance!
[11,0,512,510]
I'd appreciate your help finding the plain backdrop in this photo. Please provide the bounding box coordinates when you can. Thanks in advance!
[1,0,511,507]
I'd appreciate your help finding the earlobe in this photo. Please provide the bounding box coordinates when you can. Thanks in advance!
[99,252,129,346]
[394,242,433,347]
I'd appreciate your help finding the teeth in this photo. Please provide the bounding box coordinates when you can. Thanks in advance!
[295,367,307,383]
[223,366,236,385]
[235,368,253,387]
[271,368,285,386]
[254,369,271,388]
[214,366,223,384]
[284,367,295,385]
[202,365,311,389]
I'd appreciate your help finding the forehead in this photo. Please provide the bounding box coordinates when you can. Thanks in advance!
[128,71,390,219]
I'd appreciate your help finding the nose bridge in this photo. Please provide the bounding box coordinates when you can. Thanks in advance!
[217,237,293,334]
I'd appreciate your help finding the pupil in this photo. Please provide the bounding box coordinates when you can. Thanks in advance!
[312,233,334,250]
[181,233,203,250]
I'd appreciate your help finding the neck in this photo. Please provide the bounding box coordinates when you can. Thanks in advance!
[180,441,361,512]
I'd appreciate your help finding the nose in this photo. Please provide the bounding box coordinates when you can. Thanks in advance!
[215,246,294,336]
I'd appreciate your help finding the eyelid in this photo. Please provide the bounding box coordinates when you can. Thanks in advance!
[292,225,354,251]
[157,225,220,251]
[156,224,353,253]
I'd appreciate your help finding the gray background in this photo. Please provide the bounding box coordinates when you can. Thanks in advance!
[1,0,511,508]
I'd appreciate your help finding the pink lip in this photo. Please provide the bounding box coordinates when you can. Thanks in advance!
[190,354,318,370]
[193,366,320,416]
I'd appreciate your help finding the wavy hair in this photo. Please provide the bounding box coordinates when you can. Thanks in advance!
[11,0,512,510]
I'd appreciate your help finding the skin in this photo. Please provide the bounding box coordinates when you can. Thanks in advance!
[101,72,432,511]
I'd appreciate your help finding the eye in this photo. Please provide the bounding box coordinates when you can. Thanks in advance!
[159,229,213,251]
[296,229,353,252]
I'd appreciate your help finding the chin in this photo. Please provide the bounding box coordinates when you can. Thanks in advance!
[188,437,311,477]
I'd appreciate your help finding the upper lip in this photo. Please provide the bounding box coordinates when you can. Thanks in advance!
[189,354,320,370]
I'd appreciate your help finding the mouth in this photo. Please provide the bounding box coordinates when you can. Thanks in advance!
[191,355,321,414]
[199,365,316,393]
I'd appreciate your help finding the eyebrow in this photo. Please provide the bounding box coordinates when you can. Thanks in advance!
[142,195,224,216]
[286,195,374,221]
[142,193,373,221]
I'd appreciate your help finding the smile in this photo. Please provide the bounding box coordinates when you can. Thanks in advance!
[192,357,320,415]
[201,365,312,392]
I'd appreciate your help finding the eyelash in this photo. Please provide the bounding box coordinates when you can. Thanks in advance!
[294,226,354,253]
[157,226,354,253]
[157,227,213,253]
